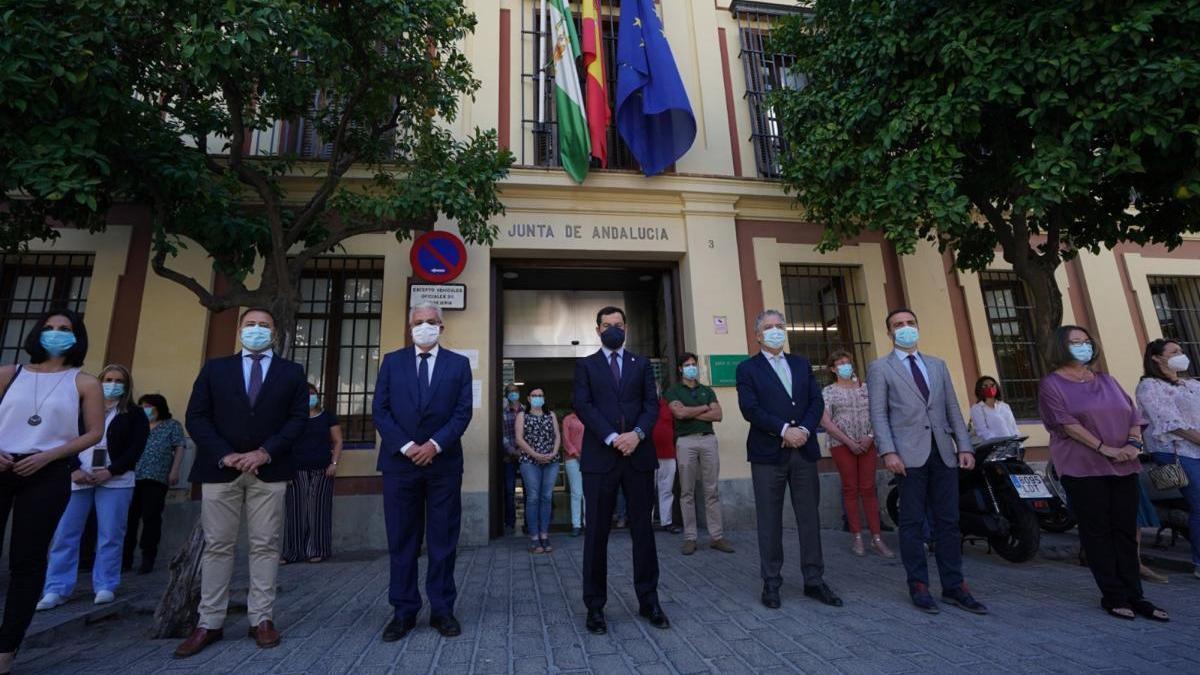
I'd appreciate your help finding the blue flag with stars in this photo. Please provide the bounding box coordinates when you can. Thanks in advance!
[615,0,696,177]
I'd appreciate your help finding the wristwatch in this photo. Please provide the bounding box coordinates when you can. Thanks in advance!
[634,427,646,441]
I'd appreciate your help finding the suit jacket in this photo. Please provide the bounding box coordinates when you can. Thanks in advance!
[573,349,659,474]
[373,346,473,475]
[736,351,824,463]
[185,353,309,483]
[68,408,149,475]
[867,351,973,468]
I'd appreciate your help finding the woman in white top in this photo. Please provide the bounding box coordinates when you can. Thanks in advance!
[38,364,148,610]
[0,309,104,672]
[970,376,1021,442]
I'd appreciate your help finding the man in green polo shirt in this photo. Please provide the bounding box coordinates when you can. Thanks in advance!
[664,352,734,555]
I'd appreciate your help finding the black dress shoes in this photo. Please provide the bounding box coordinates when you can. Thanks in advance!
[638,603,670,629]
[430,615,462,637]
[382,616,417,642]
[761,587,782,609]
[804,583,844,607]
[586,608,607,635]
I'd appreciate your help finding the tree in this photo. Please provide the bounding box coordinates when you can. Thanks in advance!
[770,0,1200,350]
[2,0,513,349]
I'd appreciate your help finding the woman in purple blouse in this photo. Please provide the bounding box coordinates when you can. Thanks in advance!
[1038,325,1169,622]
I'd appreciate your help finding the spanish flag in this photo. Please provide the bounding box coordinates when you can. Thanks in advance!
[581,0,610,167]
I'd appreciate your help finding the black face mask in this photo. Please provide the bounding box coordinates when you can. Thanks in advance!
[600,326,626,350]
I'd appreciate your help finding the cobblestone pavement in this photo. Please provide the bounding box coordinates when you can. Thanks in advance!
[12,527,1200,674]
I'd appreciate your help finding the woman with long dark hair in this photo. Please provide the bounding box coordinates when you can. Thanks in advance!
[515,387,561,553]
[0,309,104,673]
[123,393,186,574]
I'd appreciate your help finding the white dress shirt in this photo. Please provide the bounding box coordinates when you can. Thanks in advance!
[241,348,274,390]
[402,345,443,457]
[600,346,626,446]
[765,350,808,438]
[893,348,929,384]
[970,400,1020,441]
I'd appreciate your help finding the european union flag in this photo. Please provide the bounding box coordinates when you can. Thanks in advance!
[615,0,696,177]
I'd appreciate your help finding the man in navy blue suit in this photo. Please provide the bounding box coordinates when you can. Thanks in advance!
[176,308,309,658]
[373,303,473,642]
[736,309,842,611]
[574,306,668,635]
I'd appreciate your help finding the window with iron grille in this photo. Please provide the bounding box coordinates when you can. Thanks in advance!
[519,0,638,171]
[292,257,384,446]
[1149,275,1200,378]
[0,253,94,365]
[979,271,1044,419]
[733,2,807,178]
[779,264,871,375]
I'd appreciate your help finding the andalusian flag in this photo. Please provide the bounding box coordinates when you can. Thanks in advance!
[548,0,590,183]
[581,0,610,167]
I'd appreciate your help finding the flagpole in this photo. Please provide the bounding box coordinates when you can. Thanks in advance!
[537,0,548,126]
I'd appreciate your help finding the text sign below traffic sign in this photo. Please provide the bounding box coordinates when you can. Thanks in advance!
[410,231,468,283]
[409,283,466,311]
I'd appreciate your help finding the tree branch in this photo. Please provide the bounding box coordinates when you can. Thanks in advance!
[150,248,219,309]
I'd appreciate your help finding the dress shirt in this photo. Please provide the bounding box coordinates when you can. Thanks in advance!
[401,344,443,458]
[893,348,929,384]
[600,346,625,446]
[764,349,808,438]
[241,348,274,391]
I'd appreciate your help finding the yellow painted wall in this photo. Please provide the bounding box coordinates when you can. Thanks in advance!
[1077,250,1144,393]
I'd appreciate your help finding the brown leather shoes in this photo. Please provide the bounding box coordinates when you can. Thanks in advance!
[173,627,223,658]
[248,619,281,648]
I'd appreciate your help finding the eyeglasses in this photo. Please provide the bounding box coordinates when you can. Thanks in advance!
[1068,340,1094,347]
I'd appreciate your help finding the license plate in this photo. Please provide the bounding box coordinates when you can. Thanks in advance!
[1010,474,1052,499]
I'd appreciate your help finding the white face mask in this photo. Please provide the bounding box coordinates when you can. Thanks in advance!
[1167,354,1191,373]
[411,322,441,347]
[762,327,787,350]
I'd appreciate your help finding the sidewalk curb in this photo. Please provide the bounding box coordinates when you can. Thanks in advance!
[22,599,131,649]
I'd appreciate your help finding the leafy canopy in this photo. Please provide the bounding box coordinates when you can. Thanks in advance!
[1,0,512,304]
[770,0,1200,274]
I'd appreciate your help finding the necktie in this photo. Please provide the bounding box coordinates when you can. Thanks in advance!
[609,351,621,384]
[908,354,930,401]
[418,353,431,405]
[772,355,793,397]
[247,353,265,406]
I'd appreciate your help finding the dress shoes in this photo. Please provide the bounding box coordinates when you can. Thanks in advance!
[382,616,417,642]
[173,627,224,658]
[761,587,782,609]
[248,619,281,648]
[638,603,670,629]
[430,614,462,637]
[804,583,844,607]
[942,585,988,615]
[586,608,607,635]
[910,582,940,614]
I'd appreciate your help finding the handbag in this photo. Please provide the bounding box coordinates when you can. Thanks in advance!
[1148,449,1190,491]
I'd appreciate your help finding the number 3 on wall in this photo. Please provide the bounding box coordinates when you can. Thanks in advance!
[707,239,715,249]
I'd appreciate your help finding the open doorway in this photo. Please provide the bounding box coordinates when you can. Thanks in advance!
[489,262,683,538]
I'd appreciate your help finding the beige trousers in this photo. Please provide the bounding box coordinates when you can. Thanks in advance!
[676,433,724,541]
[198,472,287,628]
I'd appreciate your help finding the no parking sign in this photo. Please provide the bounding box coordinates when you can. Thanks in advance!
[410,231,468,283]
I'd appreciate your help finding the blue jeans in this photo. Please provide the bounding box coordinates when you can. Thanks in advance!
[898,449,963,591]
[564,458,584,528]
[1153,452,1200,566]
[503,461,517,530]
[44,485,134,596]
[520,461,560,537]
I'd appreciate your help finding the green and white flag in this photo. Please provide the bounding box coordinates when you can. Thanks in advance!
[547,0,590,183]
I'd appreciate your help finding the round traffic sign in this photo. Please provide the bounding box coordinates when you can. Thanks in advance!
[410,231,468,283]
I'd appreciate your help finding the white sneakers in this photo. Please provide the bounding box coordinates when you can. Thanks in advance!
[94,590,115,605]
[35,593,66,611]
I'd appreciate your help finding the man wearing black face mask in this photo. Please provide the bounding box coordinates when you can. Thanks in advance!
[573,306,665,635]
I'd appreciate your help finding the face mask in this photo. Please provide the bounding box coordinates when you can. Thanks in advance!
[507,391,520,403]
[600,326,626,350]
[40,330,76,356]
[1068,343,1094,364]
[835,363,854,380]
[893,326,919,349]
[309,394,320,408]
[102,383,125,400]
[1167,354,1191,373]
[530,396,545,408]
[143,406,156,420]
[241,325,273,352]
[412,322,441,347]
[681,365,699,380]
[981,386,998,399]
[762,327,787,350]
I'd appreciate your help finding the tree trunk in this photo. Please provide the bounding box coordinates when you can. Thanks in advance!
[1009,257,1065,365]
[150,521,205,638]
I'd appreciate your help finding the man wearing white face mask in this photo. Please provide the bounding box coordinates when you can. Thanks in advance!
[867,308,985,616]
[373,303,473,642]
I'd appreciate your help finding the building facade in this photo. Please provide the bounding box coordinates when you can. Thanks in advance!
[3,0,1199,548]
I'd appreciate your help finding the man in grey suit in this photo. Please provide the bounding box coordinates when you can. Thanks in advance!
[867,308,988,615]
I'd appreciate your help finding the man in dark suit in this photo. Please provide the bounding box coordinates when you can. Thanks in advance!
[573,306,667,635]
[736,309,842,610]
[175,308,309,658]
[373,303,473,642]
